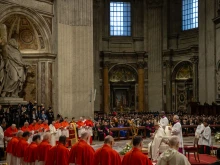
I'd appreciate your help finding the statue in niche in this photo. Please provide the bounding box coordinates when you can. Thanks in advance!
[0,24,28,98]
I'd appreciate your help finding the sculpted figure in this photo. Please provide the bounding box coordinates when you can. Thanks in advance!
[0,24,28,97]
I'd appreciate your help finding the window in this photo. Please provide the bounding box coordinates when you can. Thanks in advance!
[182,0,198,31]
[110,2,131,36]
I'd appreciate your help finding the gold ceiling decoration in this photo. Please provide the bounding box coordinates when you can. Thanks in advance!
[176,64,193,80]
[109,65,137,83]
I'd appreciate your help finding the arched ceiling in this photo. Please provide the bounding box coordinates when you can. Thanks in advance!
[2,14,45,51]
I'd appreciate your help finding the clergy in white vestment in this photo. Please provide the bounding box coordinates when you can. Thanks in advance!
[156,136,190,165]
[159,111,169,129]
[148,121,170,161]
[169,115,184,153]
[195,118,205,146]
[199,119,211,154]
[49,121,57,146]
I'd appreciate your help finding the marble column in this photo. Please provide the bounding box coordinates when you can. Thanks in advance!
[147,0,163,111]
[190,56,199,102]
[103,62,109,113]
[138,62,145,111]
[165,60,172,112]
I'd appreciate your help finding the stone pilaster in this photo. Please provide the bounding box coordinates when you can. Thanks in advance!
[93,0,103,111]
[190,56,199,102]
[199,0,215,104]
[55,0,94,118]
[137,62,145,112]
[147,0,163,111]
[164,59,172,112]
[103,62,110,113]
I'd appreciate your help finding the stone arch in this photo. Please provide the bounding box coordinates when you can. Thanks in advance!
[172,61,193,80]
[0,5,51,53]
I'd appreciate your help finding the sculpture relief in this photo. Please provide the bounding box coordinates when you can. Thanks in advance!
[0,24,28,98]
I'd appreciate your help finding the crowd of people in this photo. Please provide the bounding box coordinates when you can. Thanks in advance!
[0,102,220,164]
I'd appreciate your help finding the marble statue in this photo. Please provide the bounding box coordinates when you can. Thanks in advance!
[0,24,28,97]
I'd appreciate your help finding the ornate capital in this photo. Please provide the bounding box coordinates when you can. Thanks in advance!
[137,62,145,69]
[190,56,198,64]
[164,60,172,68]
[103,61,110,68]
[147,0,163,8]
[94,0,101,7]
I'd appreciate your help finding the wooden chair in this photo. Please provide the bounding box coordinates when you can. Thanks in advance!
[184,138,200,162]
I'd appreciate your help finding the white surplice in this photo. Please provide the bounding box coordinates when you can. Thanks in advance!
[62,128,69,138]
[6,153,12,165]
[171,122,183,149]
[195,123,205,145]
[49,124,57,146]
[200,126,211,146]
[156,148,190,165]
[148,126,170,161]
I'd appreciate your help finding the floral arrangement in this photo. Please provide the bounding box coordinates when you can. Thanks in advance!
[119,143,132,155]
[214,132,220,143]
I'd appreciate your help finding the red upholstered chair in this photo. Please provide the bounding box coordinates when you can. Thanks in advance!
[184,138,200,162]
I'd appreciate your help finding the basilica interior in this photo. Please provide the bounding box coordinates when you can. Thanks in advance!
[0,0,219,118]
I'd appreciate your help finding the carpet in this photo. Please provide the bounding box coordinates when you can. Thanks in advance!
[188,154,217,165]
[120,154,217,165]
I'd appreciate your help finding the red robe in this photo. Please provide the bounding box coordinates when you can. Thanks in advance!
[11,137,20,156]
[76,121,85,129]
[42,123,49,132]
[94,144,121,165]
[35,123,43,132]
[21,126,31,132]
[61,121,69,128]
[23,142,38,163]
[85,120,94,127]
[4,127,18,138]
[37,140,52,161]
[69,139,95,165]
[45,143,69,165]
[29,124,38,132]
[15,138,29,158]
[6,137,18,154]
[122,148,153,165]
[54,122,61,129]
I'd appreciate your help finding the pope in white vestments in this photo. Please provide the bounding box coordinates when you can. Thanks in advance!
[157,136,190,165]
[169,115,184,153]
[148,122,170,161]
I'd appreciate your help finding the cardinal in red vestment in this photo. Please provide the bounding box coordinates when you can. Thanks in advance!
[36,132,52,165]
[15,131,31,165]
[94,135,121,165]
[85,117,94,145]
[45,135,70,165]
[76,117,86,138]
[69,132,95,165]
[4,124,18,141]
[21,122,31,132]
[23,134,41,165]
[6,131,23,165]
[122,136,152,165]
